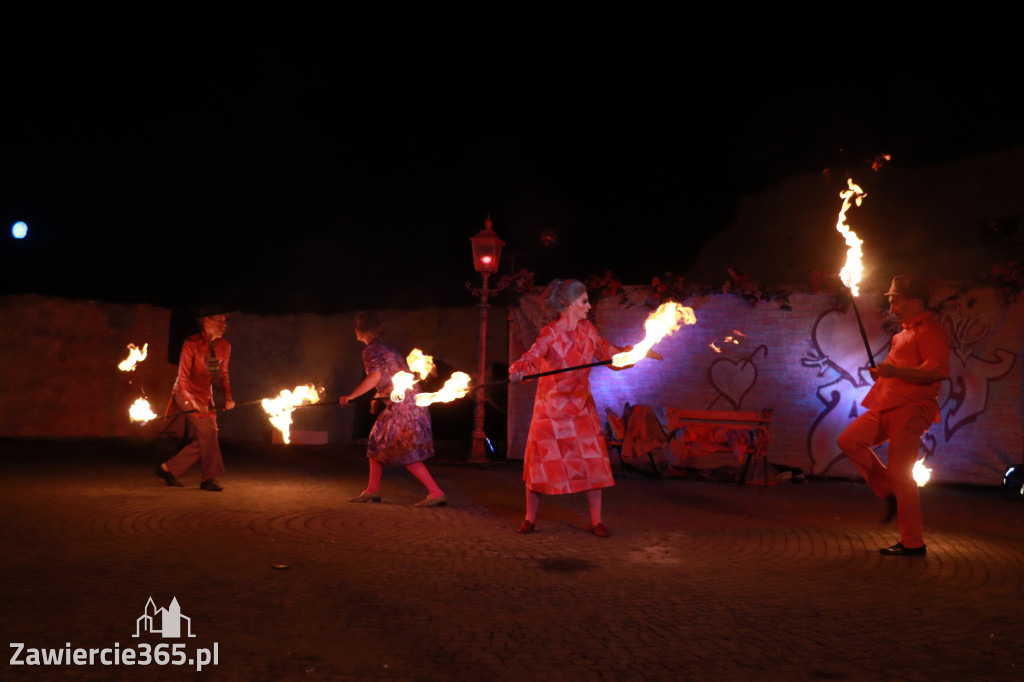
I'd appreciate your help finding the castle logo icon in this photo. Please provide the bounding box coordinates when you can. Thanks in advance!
[132,597,196,638]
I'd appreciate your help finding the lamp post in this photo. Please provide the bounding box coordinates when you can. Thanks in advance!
[468,215,505,463]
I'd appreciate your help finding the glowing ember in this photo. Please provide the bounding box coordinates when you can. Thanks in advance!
[129,397,158,423]
[612,302,696,367]
[913,459,932,487]
[413,371,471,406]
[836,178,868,296]
[391,349,436,402]
[118,343,149,372]
[710,329,744,353]
[261,384,321,444]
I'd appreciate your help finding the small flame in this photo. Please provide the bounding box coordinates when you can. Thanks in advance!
[261,384,320,444]
[413,372,472,406]
[118,343,149,372]
[710,328,744,353]
[612,302,696,367]
[391,349,436,402]
[129,397,158,423]
[836,178,867,296]
[913,459,932,487]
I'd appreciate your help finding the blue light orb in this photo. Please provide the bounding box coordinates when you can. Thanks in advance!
[11,221,28,239]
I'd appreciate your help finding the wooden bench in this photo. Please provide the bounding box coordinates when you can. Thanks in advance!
[605,405,774,486]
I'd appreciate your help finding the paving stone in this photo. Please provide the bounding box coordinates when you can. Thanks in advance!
[1,439,1022,681]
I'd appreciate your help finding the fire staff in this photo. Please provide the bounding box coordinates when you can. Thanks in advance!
[155,304,235,492]
[509,279,631,538]
[837,276,950,556]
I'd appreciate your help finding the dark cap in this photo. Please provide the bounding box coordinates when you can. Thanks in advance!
[197,303,232,319]
[883,275,929,301]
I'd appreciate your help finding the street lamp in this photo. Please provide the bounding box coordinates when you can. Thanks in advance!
[468,215,505,463]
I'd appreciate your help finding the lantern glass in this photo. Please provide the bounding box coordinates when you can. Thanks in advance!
[470,218,504,274]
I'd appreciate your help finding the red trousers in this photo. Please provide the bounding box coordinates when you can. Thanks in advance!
[837,404,931,548]
[164,393,225,481]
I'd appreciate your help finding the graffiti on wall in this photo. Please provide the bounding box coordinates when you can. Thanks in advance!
[802,299,1017,475]
[706,344,768,410]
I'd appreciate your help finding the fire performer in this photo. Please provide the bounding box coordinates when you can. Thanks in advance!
[339,311,446,507]
[509,279,632,538]
[837,276,949,556]
[154,305,235,491]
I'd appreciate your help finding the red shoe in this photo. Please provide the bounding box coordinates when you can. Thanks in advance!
[591,523,609,538]
[515,520,535,534]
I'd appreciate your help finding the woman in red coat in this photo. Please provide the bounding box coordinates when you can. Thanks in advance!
[509,279,628,537]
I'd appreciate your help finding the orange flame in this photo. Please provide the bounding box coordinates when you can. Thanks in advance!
[612,302,696,367]
[413,371,471,406]
[406,348,434,380]
[391,349,436,402]
[913,459,931,487]
[390,371,417,402]
[710,329,744,353]
[118,343,149,372]
[836,178,867,296]
[129,397,158,423]
[261,384,321,444]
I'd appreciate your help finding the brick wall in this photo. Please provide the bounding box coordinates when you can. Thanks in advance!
[0,295,508,448]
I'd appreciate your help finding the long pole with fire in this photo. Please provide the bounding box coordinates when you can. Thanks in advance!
[833,176,931,486]
[836,178,876,369]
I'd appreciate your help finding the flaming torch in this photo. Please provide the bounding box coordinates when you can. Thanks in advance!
[118,342,158,422]
[913,459,932,486]
[390,349,435,402]
[261,385,321,444]
[611,301,696,367]
[834,178,876,369]
[413,372,472,406]
[128,397,158,423]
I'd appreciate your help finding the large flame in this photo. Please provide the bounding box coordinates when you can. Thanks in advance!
[391,349,436,402]
[118,343,149,372]
[612,302,696,367]
[261,384,320,444]
[836,178,867,296]
[390,371,417,403]
[413,371,471,406]
[406,348,434,380]
[129,397,158,423]
[913,459,932,487]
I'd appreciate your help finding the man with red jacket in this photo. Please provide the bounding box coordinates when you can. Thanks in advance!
[838,275,949,556]
[155,305,235,491]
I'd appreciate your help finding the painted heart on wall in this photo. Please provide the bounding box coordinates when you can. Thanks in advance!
[708,345,767,409]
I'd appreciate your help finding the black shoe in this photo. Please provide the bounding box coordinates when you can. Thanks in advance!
[879,542,926,556]
[155,465,184,487]
[881,495,897,524]
[200,478,223,492]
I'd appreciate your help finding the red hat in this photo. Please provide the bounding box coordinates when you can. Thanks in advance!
[883,275,929,301]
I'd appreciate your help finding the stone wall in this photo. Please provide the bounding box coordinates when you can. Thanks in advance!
[507,286,1024,486]
[0,295,508,450]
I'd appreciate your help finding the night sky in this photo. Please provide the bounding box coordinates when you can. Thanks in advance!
[2,9,1021,314]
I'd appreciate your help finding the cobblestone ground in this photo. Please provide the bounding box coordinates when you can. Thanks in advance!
[1,438,1022,681]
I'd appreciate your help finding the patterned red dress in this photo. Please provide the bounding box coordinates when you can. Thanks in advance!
[510,319,616,494]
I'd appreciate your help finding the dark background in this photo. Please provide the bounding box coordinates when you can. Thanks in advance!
[2,6,1021,314]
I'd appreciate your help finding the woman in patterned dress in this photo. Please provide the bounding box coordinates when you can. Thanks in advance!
[339,311,446,507]
[509,280,630,537]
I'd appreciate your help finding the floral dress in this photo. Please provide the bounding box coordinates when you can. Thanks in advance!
[510,319,616,494]
[363,339,435,466]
